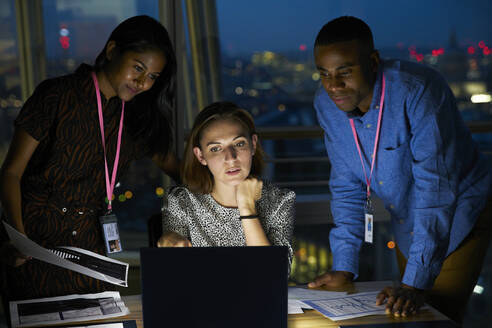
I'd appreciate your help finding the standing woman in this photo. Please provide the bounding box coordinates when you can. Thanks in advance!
[0,15,178,308]
[158,102,295,267]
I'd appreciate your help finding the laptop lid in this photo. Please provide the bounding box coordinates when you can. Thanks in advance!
[140,246,288,328]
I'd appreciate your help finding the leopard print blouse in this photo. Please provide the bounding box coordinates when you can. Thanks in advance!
[162,182,295,265]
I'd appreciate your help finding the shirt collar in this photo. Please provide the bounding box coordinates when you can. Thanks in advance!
[368,61,385,112]
[76,63,123,111]
[74,63,104,107]
[346,107,365,118]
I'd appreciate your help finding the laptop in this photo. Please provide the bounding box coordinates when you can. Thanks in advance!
[140,246,288,328]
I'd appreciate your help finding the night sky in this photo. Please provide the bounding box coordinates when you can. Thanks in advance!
[216,0,491,55]
[33,0,492,59]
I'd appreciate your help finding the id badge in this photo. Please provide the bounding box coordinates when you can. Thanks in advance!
[99,213,123,255]
[364,198,374,244]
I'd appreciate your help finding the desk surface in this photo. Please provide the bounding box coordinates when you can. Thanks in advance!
[112,281,450,328]
[117,296,448,328]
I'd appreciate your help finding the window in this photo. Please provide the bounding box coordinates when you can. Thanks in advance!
[0,0,21,162]
[0,0,490,306]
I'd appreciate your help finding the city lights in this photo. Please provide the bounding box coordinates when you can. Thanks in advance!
[124,191,133,199]
[155,187,164,197]
[473,285,484,294]
[234,86,243,95]
[471,94,491,103]
[295,64,305,72]
[247,89,258,97]
[59,25,70,49]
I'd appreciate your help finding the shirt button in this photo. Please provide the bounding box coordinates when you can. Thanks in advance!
[366,124,372,128]
[399,219,404,224]
[72,230,77,236]
[62,207,67,213]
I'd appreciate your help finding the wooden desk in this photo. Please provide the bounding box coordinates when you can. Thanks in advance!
[113,281,450,328]
[116,294,448,328]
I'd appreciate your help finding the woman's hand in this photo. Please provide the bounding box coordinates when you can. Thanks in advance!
[236,177,263,215]
[376,283,425,317]
[157,231,192,247]
[0,241,31,267]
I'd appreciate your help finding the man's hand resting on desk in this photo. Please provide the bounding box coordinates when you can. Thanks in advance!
[157,231,192,247]
[308,271,354,288]
[376,283,425,317]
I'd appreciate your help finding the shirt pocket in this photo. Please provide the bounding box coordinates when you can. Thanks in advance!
[378,139,412,180]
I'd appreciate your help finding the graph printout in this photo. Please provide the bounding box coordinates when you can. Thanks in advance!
[303,291,386,321]
[9,291,129,327]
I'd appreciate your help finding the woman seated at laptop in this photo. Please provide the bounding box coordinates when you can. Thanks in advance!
[157,101,295,265]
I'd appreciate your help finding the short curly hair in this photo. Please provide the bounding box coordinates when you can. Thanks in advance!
[314,16,374,52]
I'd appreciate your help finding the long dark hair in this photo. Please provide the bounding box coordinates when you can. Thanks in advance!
[94,15,177,156]
[182,102,265,194]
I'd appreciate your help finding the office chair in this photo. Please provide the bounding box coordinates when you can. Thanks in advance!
[147,213,163,247]
[148,185,177,247]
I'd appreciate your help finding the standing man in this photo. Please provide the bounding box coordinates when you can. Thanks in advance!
[308,16,491,323]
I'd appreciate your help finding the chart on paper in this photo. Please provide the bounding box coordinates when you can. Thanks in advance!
[303,291,386,321]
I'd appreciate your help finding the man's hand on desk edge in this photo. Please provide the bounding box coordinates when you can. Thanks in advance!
[307,270,354,289]
[376,283,425,317]
[0,241,32,267]
[157,231,192,247]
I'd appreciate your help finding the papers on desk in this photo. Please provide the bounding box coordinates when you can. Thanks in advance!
[288,283,403,320]
[288,300,306,314]
[62,320,138,328]
[303,291,386,321]
[9,291,129,328]
[288,285,347,313]
[3,220,129,286]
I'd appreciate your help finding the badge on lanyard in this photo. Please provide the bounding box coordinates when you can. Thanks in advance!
[349,74,386,245]
[364,198,374,244]
[100,213,123,254]
[92,71,125,255]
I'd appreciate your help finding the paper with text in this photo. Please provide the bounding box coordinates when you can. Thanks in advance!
[288,285,347,309]
[303,291,386,321]
[3,220,128,286]
[9,291,129,327]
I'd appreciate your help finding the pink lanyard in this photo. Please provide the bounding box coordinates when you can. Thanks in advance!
[349,73,385,200]
[91,72,125,212]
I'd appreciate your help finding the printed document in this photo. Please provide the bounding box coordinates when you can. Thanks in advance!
[303,291,386,321]
[9,291,129,327]
[288,285,347,310]
[3,220,128,286]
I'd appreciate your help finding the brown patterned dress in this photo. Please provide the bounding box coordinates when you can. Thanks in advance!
[1,64,153,304]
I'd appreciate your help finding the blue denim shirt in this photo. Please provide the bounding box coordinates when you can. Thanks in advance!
[314,59,491,289]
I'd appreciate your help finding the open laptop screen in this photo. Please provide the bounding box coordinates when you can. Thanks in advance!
[140,246,288,328]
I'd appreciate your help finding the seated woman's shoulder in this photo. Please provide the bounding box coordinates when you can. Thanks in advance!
[167,185,208,202]
[261,181,296,202]
[168,185,193,198]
